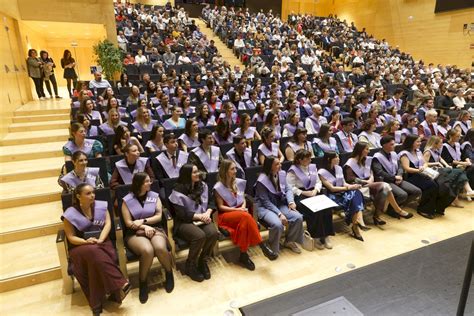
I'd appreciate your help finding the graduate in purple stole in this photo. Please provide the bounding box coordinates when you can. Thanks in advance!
[110,144,154,189]
[132,107,157,133]
[188,129,223,174]
[154,133,189,181]
[178,119,201,152]
[304,104,328,135]
[214,160,277,270]
[121,173,174,303]
[234,113,261,143]
[284,128,314,161]
[318,151,365,241]
[63,123,104,160]
[257,127,285,165]
[334,118,358,153]
[226,136,254,179]
[59,151,105,193]
[286,149,335,249]
[399,134,453,218]
[169,164,218,282]
[254,156,304,255]
[282,112,304,137]
[358,119,382,149]
[62,184,129,314]
[344,142,413,225]
[212,120,234,146]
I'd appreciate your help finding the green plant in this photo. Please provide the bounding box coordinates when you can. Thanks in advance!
[93,39,123,82]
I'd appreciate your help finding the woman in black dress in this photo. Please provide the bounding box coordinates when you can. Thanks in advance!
[61,49,78,98]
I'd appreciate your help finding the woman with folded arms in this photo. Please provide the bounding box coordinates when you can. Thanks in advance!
[214,160,277,270]
[62,184,129,315]
[63,123,103,161]
[169,164,218,282]
[318,151,366,241]
[344,142,413,225]
[121,173,174,303]
[59,151,104,193]
[399,134,453,219]
[287,149,334,250]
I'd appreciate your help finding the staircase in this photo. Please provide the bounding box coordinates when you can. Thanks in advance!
[0,99,70,292]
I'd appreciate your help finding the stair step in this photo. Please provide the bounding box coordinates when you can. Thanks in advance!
[0,177,61,209]
[0,129,69,146]
[0,201,63,243]
[14,108,69,117]
[0,235,59,279]
[9,120,71,132]
[0,157,63,182]
[12,114,70,124]
[0,142,65,162]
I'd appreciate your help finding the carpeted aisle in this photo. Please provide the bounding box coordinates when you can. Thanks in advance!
[241,232,474,316]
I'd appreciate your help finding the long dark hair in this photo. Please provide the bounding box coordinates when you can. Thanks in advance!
[62,49,73,62]
[401,134,419,151]
[130,172,149,197]
[465,128,474,145]
[321,150,338,170]
[351,142,368,164]
[262,156,277,176]
[174,164,204,204]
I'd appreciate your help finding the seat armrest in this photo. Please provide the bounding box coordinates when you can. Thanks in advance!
[115,224,128,278]
[163,208,176,260]
[55,229,74,294]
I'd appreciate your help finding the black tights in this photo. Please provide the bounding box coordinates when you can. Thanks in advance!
[66,78,78,97]
[44,74,59,96]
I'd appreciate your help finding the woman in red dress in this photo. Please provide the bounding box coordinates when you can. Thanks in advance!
[213,160,277,270]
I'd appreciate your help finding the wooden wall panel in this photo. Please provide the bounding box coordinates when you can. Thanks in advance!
[281,0,473,68]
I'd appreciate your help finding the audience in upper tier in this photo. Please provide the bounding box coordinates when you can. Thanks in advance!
[56,1,473,313]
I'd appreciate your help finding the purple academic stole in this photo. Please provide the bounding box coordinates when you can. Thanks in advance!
[358,131,381,148]
[99,123,115,135]
[213,178,246,208]
[157,151,189,178]
[437,125,449,138]
[443,143,461,161]
[313,137,337,152]
[453,121,471,134]
[302,104,313,116]
[145,140,166,152]
[336,131,356,152]
[197,116,216,127]
[344,157,373,180]
[398,150,424,168]
[226,148,252,173]
[115,157,148,184]
[288,164,318,189]
[252,113,266,123]
[123,191,159,219]
[192,146,220,172]
[62,167,100,188]
[212,132,233,145]
[318,165,344,187]
[283,122,304,136]
[234,126,257,140]
[308,116,323,133]
[169,183,209,214]
[427,149,441,163]
[420,121,438,137]
[63,200,107,232]
[256,171,287,197]
[178,134,201,148]
[245,100,257,110]
[287,141,312,154]
[258,142,279,158]
[156,106,171,118]
[394,131,403,144]
[402,127,418,136]
[64,139,95,156]
[132,120,156,133]
[461,141,471,151]
[374,151,398,176]
[163,119,179,130]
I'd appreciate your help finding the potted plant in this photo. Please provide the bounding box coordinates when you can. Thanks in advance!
[93,39,123,84]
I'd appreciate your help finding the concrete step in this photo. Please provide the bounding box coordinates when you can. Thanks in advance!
[14,108,69,117]
[0,129,69,146]
[0,201,63,243]
[8,120,70,132]
[0,141,65,162]
[0,176,61,209]
[0,157,63,182]
[12,114,70,124]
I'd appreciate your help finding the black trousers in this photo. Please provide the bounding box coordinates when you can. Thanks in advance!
[66,78,78,97]
[44,74,59,96]
[31,77,45,98]
[295,195,335,239]
[177,222,218,263]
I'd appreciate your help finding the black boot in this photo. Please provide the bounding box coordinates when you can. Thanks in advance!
[198,256,211,280]
[139,280,149,304]
[239,252,255,271]
[92,305,102,316]
[165,270,174,293]
[185,260,204,282]
[259,242,278,260]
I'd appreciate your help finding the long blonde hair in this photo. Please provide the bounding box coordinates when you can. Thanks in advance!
[217,159,237,193]
[136,106,151,125]
[424,136,442,153]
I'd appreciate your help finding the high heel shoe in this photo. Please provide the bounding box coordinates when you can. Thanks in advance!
[373,217,386,226]
[358,223,371,231]
[351,226,364,242]
[398,210,413,219]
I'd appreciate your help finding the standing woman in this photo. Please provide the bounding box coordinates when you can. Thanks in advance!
[254,156,304,255]
[399,134,452,219]
[287,149,334,249]
[121,173,174,303]
[59,151,104,193]
[26,49,46,100]
[62,184,130,315]
[63,123,103,161]
[318,151,366,241]
[39,50,61,98]
[169,164,218,282]
[214,160,277,270]
[61,49,78,98]
[344,142,413,225]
